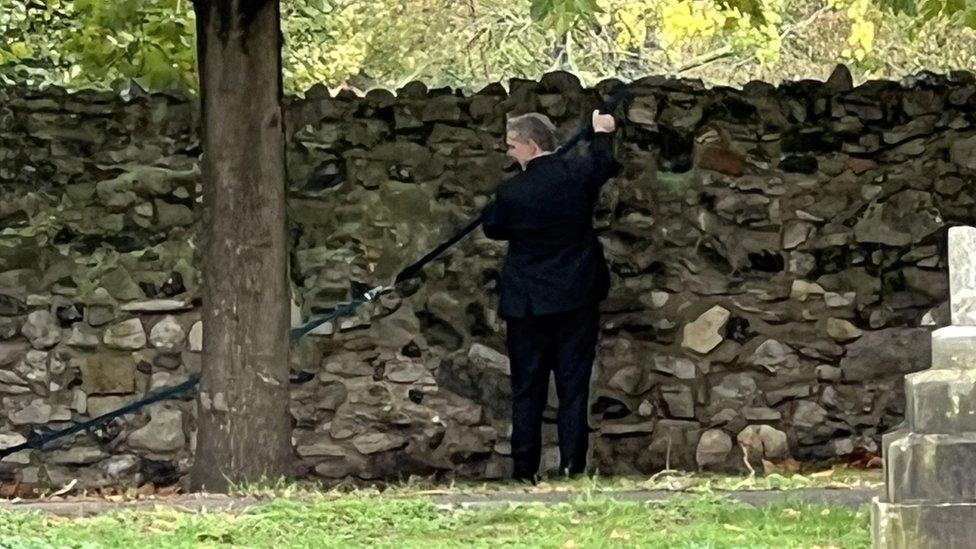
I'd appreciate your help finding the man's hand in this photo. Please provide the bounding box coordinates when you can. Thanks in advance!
[592,110,616,133]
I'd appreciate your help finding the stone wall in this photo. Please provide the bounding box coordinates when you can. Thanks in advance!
[1,66,975,490]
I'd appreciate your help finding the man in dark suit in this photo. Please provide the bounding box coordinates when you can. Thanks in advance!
[483,110,619,482]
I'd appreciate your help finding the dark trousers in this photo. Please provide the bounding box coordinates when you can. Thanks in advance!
[505,304,600,479]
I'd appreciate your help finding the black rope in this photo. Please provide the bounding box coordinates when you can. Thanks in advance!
[0,87,634,460]
[393,210,490,286]
[401,85,632,284]
[291,85,633,342]
[290,295,370,343]
[0,373,201,459]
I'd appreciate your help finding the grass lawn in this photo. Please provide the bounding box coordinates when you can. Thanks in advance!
[0,491,869,548]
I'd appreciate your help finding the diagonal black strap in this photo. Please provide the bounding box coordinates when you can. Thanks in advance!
[0,88,635,459]
[393,209,491,285]
[394,85,632,287]
[0,373,201,459]
[289,294,370,343]
[290,85,633,343]
[558,85,632,153]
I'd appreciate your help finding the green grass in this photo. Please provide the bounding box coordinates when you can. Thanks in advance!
[0,493,869,548]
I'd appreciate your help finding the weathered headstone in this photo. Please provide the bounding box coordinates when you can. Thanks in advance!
[872,226,976,547]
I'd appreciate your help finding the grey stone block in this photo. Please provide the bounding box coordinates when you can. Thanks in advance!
[949,226,976,326]
[886,431,976,503]
[931,326,976,370]
[906,368,976,433]
[872,497,976,549]
[881,426,908,465]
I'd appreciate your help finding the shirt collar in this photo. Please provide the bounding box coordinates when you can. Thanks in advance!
[524,152,557,171]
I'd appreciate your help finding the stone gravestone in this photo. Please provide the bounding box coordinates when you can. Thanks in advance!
[872,226,976,547]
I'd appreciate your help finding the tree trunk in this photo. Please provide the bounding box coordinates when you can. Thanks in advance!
[190,0,291,492]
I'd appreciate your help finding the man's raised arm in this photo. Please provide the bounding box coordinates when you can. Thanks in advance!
[566,110,620,189]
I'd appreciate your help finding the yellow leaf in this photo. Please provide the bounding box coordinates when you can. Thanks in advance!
[9,41,32,59]
[564,540,578,549]
[810,469,835,478]
[610,529,632,540]
[782,508,802,518]
[723,524,745,532]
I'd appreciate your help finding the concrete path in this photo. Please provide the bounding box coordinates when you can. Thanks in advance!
[0,487,879,517]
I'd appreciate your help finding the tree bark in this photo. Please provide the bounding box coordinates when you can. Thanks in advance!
[190,0,291,492]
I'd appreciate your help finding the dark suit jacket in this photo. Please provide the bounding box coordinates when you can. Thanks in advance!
[483,132,620,319]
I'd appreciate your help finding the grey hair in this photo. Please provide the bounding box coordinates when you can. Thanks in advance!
[506,113,558,152]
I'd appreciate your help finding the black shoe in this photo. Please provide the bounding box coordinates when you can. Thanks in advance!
[558,463,588,479]
[513,473,539,486]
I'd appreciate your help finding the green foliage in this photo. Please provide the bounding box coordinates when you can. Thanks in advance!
[0,0,195,90]
[530,0,603,34]
[1,0,975,93]
[283,0,452,91]
[878,0,976,26]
